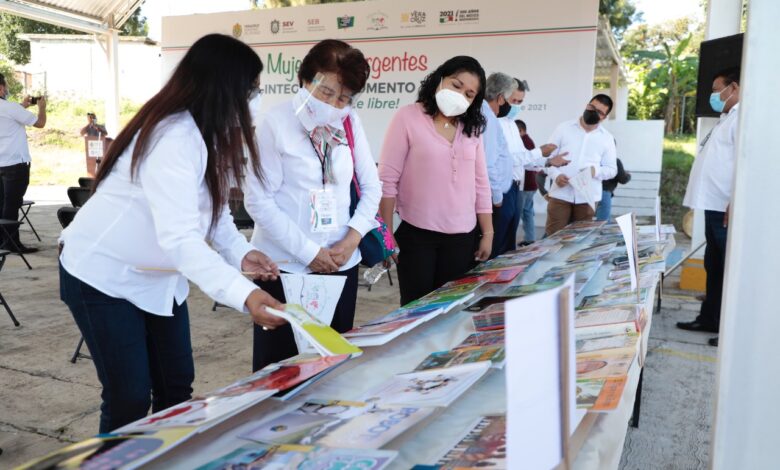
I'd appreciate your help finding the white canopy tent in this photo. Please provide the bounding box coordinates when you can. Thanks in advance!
[0,0,144,134]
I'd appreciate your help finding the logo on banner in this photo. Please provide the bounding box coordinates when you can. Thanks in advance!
[439,9,480,24]
[232,23,242,38]
[270,20,280,34]
[270,19,296,34]
[366,12,388,31]
[307,18,325,32]
[400,10,426,28]
[337,15,355,29]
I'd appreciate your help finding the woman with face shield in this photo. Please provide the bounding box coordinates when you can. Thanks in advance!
[377,56,493,306]
[244,39,381,371]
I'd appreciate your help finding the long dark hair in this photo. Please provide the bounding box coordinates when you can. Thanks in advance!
[94,34,263,231]
[417,56,486,137]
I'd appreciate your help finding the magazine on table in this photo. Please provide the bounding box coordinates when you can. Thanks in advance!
[576,377,628,411]
[240,399,434,449]
[267,304,362,357]
[454,330,505,350]
[195,443,398,470]
[415,345,506,371]
[466,280,564,312]
[362,361,491,408]
[574,306,643,338]
[578,288,650,310]
[267,354,352,401]
[576,350,636,380]
[576,333,639,354]
[431,414,507,469]
[567,242,618,263]
[471,304,505,331]
[564,219,607,230]
[344,304,445,347]
[16,427,198,470]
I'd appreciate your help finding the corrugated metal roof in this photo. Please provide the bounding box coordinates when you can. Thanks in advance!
[0,0,143,31]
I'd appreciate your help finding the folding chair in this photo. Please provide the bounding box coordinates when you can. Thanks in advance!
[78,177,95,189]
[56,206,91,363]
[67,187,91,208]
[0,219,32,270]
[0,250,20,326]
[19,200,41,242]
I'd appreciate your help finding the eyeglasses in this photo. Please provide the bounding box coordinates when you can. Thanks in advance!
[248,86,263,100]
[586,104,608,118]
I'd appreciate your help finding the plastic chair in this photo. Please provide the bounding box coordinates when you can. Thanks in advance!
[19,200,41,241]
[67,187,91,208]
[0,250,20,326]
[0,220,32,270]
[56,207,90,363]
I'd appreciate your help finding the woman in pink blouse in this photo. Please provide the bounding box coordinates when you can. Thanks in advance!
[378,56,493,305]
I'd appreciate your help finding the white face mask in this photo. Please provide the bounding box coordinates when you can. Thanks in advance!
[435,87,470,117]
[295,86,351,128]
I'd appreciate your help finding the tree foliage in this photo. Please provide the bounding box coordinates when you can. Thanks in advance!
[599,0,641,39]
[0,8,148,65]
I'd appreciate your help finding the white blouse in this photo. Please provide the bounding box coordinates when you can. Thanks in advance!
[244,98,381,274]
[60,111,258,316]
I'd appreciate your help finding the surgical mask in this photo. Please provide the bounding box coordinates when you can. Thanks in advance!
[506,104,522,120]
[709,88,733,113]
[583,109,601,125]
[497,99,512,118]
[294,86,351,128]
[435,88,470,117]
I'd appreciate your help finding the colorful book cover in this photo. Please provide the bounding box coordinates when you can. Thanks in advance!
[471,304,505,331]
[576,350,635,380]
[415,346,506,371]
[565,220,606,230]
[567,242,617,262]
[15,428,196,470]
[435,414,506,469]
[574,307,638,328]
[362,362,491,408]
[576,378,606,409]
[591,377,628,411]
[578,289,650,310]
[241,400,433,450]
[576,334,638,354]
[454,330,505,349]
[195,444,397,470]
[268,304,362,356]
[501,280,564,297]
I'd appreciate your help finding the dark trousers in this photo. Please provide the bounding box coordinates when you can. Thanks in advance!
[491,183,520,258]
[0,162,30,245]
[252,265,359,372]
[395,221,478,306]
[696,210,728,329]
[59,264,194,433]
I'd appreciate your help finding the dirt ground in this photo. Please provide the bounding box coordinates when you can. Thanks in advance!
[0,187,399,467]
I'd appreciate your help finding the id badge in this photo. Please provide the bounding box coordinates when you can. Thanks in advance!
[310,188,338,233]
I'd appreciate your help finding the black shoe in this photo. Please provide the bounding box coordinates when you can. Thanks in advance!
[676,320,719,333]
[708,337,719,347]
[517,241,534,247]
[3,242,38,254]
[695,294,706,302]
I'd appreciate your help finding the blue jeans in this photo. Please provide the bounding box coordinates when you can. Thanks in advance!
[491,183,520,258]
[518,190,536,242]
[59,264,194,433]
[595,190,612,221]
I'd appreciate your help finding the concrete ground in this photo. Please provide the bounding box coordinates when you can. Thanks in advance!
[0,186,715,469]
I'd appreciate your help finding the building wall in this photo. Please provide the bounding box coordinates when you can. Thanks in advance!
[26,38,160,103]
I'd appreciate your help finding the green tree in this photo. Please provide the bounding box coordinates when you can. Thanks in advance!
[0,8,147,65]
[599,0,641,39]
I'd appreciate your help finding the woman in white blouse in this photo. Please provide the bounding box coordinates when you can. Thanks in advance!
[58,34,285,433]
[244,39,381,371]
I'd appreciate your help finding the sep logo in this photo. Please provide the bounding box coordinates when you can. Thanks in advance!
[232,23,242,37]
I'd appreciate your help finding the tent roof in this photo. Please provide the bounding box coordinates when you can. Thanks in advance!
[0,0,144,35]
[595,16,627,84]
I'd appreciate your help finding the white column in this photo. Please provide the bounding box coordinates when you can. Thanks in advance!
[711,1,780,468]
[104,29,120,136]
[691,0,742,254]
[608,63,619,120]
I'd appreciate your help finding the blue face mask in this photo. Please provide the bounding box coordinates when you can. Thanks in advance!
[709,87,733,113]
[506,104,522,120]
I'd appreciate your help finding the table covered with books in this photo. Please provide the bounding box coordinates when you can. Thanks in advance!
[20,220,674,470]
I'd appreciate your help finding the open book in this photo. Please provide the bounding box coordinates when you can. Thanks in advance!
[267,304,362,357]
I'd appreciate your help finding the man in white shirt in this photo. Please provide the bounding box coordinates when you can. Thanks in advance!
[677,67,741,347]
[497,78,565,253]
[0,73,47,253]
[544,94,618,236]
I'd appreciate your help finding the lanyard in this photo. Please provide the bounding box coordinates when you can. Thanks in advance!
[308,135,328,189]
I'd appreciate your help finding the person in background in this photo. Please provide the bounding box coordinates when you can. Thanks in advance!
[0,73,46,254]
[517,119,539,245]
[59,34,286,433]
[544,94,617,235]
[244,39,380,371]
[80,112,108,137]
[676,67,741,348]
[379,56,493,305]
[595,156,631,222]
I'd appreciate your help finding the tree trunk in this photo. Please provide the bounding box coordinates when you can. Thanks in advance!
[664,75,677,134]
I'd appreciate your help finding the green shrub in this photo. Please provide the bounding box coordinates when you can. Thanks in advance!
[660,134,695,229]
